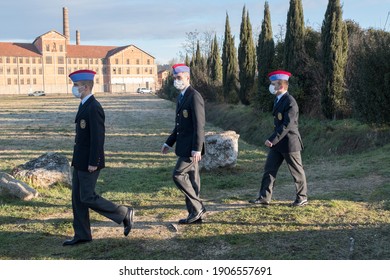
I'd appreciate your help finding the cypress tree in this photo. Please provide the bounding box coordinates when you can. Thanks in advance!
[238,6,256,105]
[256,1,275,111]
[185,54,190,66]
[284,0,305,72]
[209,34,222,82]
[321,0,348,119]
[222,13,239,104]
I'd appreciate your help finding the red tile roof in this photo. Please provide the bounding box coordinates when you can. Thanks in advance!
[66,45,117,58]
[0,42,41,57]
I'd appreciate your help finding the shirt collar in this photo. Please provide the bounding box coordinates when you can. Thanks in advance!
[81,93,94,105]
[277,91,287,102]
[180,85,190,95]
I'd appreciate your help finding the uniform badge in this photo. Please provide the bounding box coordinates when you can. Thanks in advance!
[183,110,188,118]
[80,119,86,129]
[277,113,283,120]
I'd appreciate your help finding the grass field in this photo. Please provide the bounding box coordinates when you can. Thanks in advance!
[0,93,390,260]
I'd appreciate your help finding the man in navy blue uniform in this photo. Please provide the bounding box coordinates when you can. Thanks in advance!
[162,64,206,224]
[63,70,134,246]
[249,70,308,207]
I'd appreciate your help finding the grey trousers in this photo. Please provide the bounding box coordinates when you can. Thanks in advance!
[71,168,127,240]
[172,157,204,215]
[259,149,307,201]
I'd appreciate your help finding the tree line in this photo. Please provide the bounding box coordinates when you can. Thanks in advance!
[159,0,390,125]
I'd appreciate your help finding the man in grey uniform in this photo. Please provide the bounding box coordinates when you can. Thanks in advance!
[250,70,308,207]
[63,69,134,246]
[162,64,206,224]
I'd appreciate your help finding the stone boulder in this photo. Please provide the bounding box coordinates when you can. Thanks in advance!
[200,131,240,170]
[0,172,38,200]
[11,152,72,188]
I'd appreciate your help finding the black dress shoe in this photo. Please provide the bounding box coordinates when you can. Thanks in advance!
[178,218,203,224]
[186,207,206,223]
[291,198,308,207]
[249,198,270,205]
[123,207,134,236]
[63,238,92,246]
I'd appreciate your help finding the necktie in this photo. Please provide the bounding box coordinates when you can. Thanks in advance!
[179,94,184,105]
[273,98,278,108]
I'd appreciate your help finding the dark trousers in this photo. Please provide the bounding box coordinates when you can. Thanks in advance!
[71,168,127,240]
[172,157,204,215]
[259,149,307,201]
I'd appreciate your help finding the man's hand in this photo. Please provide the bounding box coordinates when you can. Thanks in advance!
[88,165,98,172]
[161,144,170,154]
[265,140,273,148]
[191,151,202,163]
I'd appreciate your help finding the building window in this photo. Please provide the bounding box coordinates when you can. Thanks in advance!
[0,67,3,74]
[0,57,2,63]
[39,68,42,74]
[127,59,130,65]
[19,58,23,64]
[20,79,24,85]
[149,68,153,74]
[74,59,77,64]
[32,58,36,64]
[84,59,88,64]
[147,59,150,65]
[26,67,30,75]
[46,44,50,51]
[115,59,119,64]
[13,58,17,63]
[6,57,10,63]
[7,78,11,85]
[127,68,130,74]
[46,56,53,64]
[13,68,17,75]
[137,68,140,74]
[33,68,36,74]
[79,59,82,64]
[27,79,30,85]
[113,68,116,74]
[96,78,99,84]
[60,45,63,52]
[33,78,37,85]
[136,59,140,65]
[145,68,148,72]
[58,67,65,75]
[58,56,64,64]
[67,58,71,64]
[26,58,30,64]
[90,59,93,64]
[118,68,122,75]
[7,67,10,74]
[19,67,24,75]
[37,58,42,64]
[95,59,99,64]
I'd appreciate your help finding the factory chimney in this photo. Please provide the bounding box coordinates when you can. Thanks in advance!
[76,30,80,45]
[63,7,70,44]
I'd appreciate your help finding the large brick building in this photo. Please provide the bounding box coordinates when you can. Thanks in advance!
[0,8,157,95]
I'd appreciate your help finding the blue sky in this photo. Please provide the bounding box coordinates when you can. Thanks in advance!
[0,0,388,64]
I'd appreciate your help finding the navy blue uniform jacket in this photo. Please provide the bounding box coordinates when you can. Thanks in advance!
[269,92,303,153]
[72,95,105,171]
[165,86,205,157]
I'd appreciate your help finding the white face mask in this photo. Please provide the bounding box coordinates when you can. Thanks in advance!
[269,84,277,95]
[174,79,186,91]
[72,86,82,98]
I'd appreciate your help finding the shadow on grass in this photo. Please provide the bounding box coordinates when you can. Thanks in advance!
[1,223,390,260]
